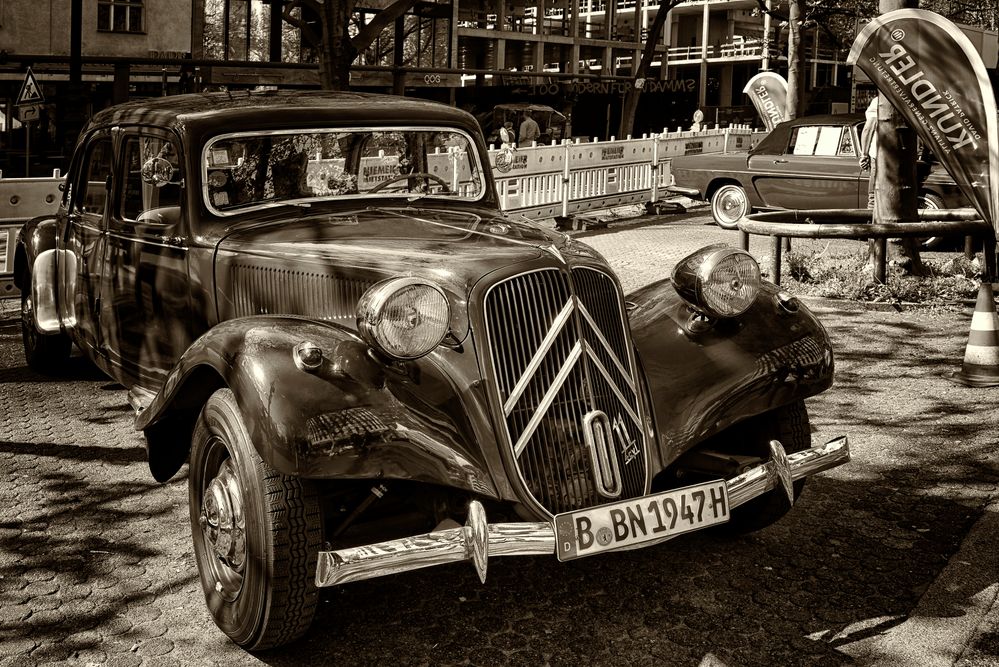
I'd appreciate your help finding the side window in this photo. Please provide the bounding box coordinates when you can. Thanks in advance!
[789,126,843,157]
[120,133,183,224]
[838,128,856,157]
[73,137,113,216]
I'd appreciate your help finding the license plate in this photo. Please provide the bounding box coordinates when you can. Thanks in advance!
[553,480,730,562]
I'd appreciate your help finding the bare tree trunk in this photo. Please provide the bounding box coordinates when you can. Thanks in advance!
[785,0,803,119]
[326,0,357,90]
[870,0,927,276]
[284,0,420,91]
[619,1,677,138]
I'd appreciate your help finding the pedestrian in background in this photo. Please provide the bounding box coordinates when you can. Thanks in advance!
[859,97,878,210]
[499,121,515,149]
[519,110,540,148]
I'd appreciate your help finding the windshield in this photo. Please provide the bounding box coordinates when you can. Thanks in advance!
[202,127,486,215]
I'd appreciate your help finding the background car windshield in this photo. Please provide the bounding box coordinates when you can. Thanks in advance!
[203,128,485,213]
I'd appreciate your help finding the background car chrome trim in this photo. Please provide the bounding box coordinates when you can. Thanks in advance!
[314,436,850,588]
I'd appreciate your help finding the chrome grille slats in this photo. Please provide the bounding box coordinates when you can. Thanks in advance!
[228,264,370,321]
[484,265,649,516]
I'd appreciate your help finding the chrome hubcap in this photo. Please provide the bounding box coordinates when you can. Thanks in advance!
[718,191,745,221]
[200,456,246,600]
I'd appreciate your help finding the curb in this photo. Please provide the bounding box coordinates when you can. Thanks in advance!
[837,500,999,665]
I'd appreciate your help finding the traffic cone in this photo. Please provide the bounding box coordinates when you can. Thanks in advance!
[953,281,999,387]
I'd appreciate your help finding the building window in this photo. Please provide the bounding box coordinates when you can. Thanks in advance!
[98,0,144,33]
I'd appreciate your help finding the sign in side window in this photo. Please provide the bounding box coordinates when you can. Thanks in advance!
[838,128,857,156]
[75,138,113,216]
[790,126,843,157]
[814,127,842,156]
[790,126,819,155]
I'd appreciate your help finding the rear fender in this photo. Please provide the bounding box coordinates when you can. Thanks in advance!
[138,317,497,498]
[15,216,72,333]
[627,279,833,467]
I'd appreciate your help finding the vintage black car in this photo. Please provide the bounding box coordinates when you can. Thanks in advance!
[670,113,969,235]
[16,91,849,650]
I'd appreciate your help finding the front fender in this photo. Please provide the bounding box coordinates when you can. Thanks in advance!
[138,317,498,498]
[628,279,833,467]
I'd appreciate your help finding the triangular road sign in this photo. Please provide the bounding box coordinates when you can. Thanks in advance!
[16,68,44,106]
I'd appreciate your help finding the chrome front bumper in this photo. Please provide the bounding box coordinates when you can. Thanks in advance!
[315,436,850,587]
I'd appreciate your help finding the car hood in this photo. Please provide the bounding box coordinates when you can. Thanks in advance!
[212,206,597,340]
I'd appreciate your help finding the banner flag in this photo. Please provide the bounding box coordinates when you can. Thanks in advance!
[847,9,999,234]
[742,72,789,132]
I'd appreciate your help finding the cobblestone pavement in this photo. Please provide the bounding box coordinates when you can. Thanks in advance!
[2,213,998,666]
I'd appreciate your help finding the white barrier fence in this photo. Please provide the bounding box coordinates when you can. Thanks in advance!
[0,169,63,297]
[489,126,763,220]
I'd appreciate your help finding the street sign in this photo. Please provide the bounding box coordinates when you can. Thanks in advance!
[19,104,41,122]
[16,68,44,106]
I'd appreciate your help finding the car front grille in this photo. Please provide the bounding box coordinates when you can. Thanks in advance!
[484,267,649,516]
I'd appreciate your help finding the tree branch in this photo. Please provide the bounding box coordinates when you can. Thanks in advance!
[351,0,422,52]
[282,0,320,48]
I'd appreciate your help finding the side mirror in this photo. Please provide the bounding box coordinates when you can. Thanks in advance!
[141,156,175,188]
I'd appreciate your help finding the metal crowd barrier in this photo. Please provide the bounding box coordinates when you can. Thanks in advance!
[488,126,762,221]
[0,170,63,298]
[737,209,994,285]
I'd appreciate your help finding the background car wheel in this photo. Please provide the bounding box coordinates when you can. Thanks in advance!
[20,270,71,374]
[723,400,811,534]
[189,388,322,650]
[710,184,749,230]
[917,193,945,250]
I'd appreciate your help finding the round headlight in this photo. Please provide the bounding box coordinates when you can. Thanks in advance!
[357,278,451,359]
[672,245,761,318]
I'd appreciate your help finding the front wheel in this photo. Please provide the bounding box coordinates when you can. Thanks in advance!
[710,184,750,230]
[724,400,811,534]
[189,389,322,650]
[20,270,71,374]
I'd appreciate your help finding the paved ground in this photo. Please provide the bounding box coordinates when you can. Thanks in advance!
[2,211,999,666]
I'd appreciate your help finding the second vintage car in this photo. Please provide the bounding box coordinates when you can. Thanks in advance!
[17,90,849,650]
[670,113,969,238]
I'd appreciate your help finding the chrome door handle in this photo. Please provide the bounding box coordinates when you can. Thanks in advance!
[773,159,789,164]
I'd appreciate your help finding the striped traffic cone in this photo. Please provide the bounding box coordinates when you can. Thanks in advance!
[953,282,999,387]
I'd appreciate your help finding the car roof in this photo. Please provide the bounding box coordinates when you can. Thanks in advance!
[84,90,479,136]
[779,113,864,127]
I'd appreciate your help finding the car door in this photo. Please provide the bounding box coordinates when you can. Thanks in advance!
[748,122,864,210]
[59,130,112,359]
[101,127,193,389]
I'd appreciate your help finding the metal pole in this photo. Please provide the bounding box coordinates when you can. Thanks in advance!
[25,120,30,176]
[771,235,782,285]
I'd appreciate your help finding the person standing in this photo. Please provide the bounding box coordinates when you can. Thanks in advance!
[859,97,878,210]
[499,121,515,149]
[519,110,540,148]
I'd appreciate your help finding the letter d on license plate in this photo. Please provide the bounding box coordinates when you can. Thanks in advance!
[553,480,729,561]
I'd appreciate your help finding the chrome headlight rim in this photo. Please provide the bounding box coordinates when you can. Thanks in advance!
[357,277,451,360]
[671,244,761,319]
